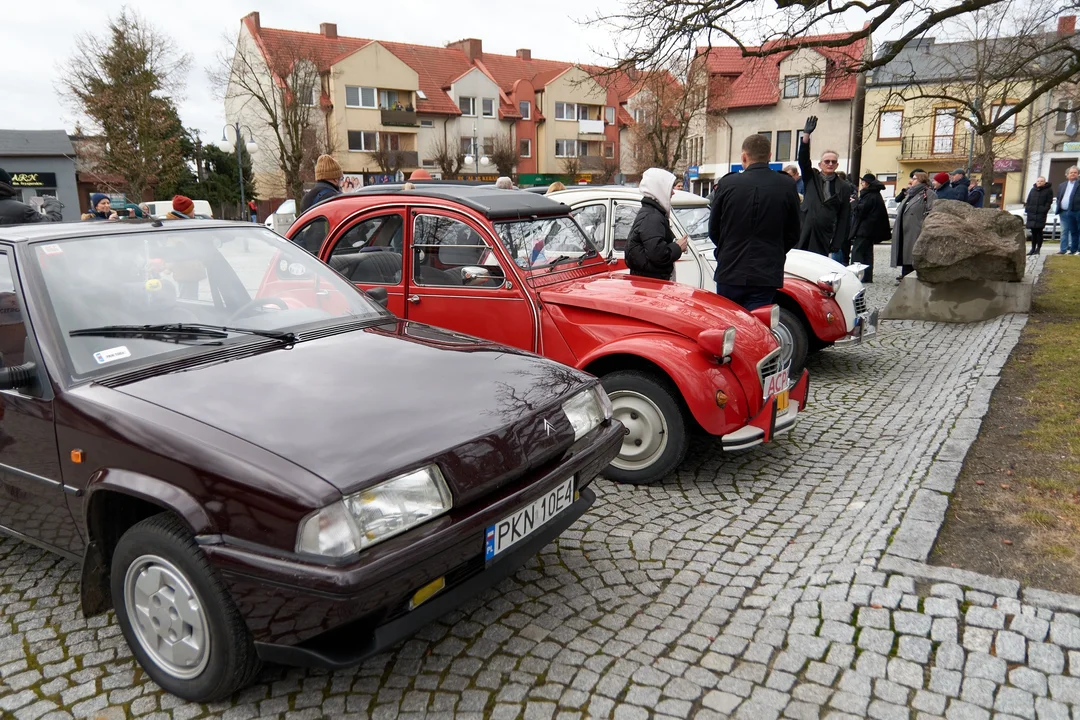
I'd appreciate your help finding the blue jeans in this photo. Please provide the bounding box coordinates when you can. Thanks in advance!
[716,283,775,310]
[829,250,845,265]
[1060,211,1080,254]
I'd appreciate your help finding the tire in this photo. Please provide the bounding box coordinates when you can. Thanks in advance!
[110,513,262,703]
[600,369,690,485]
[778,307,809,376]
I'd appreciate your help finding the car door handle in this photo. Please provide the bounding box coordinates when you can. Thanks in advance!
[408,295,421,304]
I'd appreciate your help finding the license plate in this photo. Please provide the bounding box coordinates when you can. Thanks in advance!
[763,368,789,399]
[485,477,575,561]
[776,390,789,412]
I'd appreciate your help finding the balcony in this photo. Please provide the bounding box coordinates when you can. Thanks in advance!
[381,109,418,127]
[578,119,606,135]
[900,134,971,160]
[391,150,420,168]
[579,156,612,170]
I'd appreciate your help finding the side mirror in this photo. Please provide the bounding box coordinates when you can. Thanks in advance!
[460,266,492,283]
[364,286,389,309]
[0,362,36,391]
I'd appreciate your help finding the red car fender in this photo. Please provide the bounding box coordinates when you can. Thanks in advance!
[574,333,753,436]
[778,278,848,343]
[789,368,810,411]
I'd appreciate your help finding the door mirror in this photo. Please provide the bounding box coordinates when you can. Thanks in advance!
[459,266,492,284]
[0,362,36,391]
[364,286,389,309]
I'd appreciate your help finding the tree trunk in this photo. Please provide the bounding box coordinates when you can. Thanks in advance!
[976,131,996,190]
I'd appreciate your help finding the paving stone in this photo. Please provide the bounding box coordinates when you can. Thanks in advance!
[996,630,1028,663]
[1033,696,1070,720]
[994,686,1035,719]
[858,628,895,655]
[1009,615,1049,642]
[936,643,966,671]
[960,677,997,709]
[895,612,933,637]
[1047,675,1080,704]
[926,598,960,618]
[930,668,962,698]
[888,657,925,689]
[912,689,947,715]
[1049,622,1080,650]
[932,584,964,601]
[1029,643,1067,675]
[944,699,990,720]
[858,607,892,629]
[962,627,994,654]
[1008,667,1048,697]
[965,652,1007,684]
[899,635,933,664]
[873,678,910,705]
[965,607,1006,630]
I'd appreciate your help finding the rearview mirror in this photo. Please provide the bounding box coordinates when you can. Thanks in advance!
[0,362,37,392]
[364,286,389,309]
[460,266,491,283]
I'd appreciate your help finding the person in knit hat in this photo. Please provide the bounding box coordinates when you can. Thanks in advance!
[82,193,119,221]
[299,154,344,213]
[931,172,951,193]
[167,195,195,219]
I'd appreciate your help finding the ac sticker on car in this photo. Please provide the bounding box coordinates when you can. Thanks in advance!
[93,346,131,364]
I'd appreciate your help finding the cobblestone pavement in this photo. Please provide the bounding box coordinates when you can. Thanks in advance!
[1,245,1073,720]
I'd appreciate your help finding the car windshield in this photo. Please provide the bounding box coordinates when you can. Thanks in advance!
[494,217,599,270]
[673,206,710,243]
[29,226,384,378]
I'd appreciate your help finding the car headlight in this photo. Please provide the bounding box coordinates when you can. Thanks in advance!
[817,272,843,295]
[296,465,453,557]
[562,385,611,440]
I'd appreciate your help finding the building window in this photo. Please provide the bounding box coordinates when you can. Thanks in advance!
[1056,103,1077,133]
[520,139,532,157]
[632,108,647,124]
[420,118,435,128]
[991,104,1017,135]
[605,106,616,125]
[878,109,903,140]
[300,86,317,107]
[519,100,531,120]
[776,130,792,161]
[381,133,401,151]
[579,142,590,157]
[348,130,378,151]
[804,75,821,97]
[783,76,799,99]
[578,105,591,120]
[555,139,577,157]
[422,159,436,167]
[459,96,476,116]
[555,102,578,120]
[482,98,496,117]
[461,137,477,155]
[345,86,377,108]
[379,90,406,109]
[604,141,615,159]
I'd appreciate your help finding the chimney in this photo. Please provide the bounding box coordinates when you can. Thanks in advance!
[320,22,338,39]
[245,11,260,31]
[450,38,483,62]
[1059,15,1076,36]
[516,48,531,61]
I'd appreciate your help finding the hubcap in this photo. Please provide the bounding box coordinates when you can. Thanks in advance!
[609,390,669,471]
[773,323,795,369]
[124,555,210,680]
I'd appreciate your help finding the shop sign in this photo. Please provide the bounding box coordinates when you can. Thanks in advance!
[688,165,699,180]
[1063,142,1080,151]
[10,172,57,188]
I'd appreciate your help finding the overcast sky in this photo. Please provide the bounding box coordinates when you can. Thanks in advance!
[3,0,910,147]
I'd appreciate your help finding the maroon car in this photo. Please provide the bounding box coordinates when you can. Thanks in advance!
[0,220,621,701]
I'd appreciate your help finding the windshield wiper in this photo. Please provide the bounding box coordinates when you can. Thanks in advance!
[70,323,297,344]
[546,255,573,272]
[578,249,598,265]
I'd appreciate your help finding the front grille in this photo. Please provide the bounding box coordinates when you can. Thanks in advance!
[853,290,868,315]
[757,348,782,387]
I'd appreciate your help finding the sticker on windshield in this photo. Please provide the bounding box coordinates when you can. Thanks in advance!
[93,346,132,365]
[279,259,289,272]
[288,262,306,276]
[41,244,63,255]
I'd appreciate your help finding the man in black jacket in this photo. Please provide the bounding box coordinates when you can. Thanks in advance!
[709,133,800,310]
[0,169,62,225]
[795,116,853,258]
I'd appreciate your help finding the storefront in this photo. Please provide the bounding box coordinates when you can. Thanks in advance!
[0,130,79,222]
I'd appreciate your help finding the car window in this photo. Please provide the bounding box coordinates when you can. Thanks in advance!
[494,216,598,270]
[412,214,504,288]
[326,214,404,286]
[29,227,385,380]
[613,202,638,252]
[673,206,710,242]
[0,253,38,397]
[570,204,608,248]
[291,217,329,255]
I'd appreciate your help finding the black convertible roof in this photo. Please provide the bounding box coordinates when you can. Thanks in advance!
[337,184,572,221]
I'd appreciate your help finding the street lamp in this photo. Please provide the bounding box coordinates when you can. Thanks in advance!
[463,121,490,175]
[218,123,259,220]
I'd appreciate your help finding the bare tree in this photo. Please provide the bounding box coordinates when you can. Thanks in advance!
[431,133,466,178]
[489,132,518,177]
[371,134,406,175]
[60,9,191,201]
[561,155,582,180]
[625,64,707,174]
[211,29,329,201]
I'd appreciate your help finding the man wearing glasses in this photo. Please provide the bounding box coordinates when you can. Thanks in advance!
[796,116,854,260]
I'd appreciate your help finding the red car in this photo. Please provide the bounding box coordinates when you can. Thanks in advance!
[288,187,809,485]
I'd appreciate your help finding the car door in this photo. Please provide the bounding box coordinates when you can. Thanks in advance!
[611,199,704,288]
[320,210,407,317]
[570,201,611,256]
[405,209,537,352]
[0,249,75,554]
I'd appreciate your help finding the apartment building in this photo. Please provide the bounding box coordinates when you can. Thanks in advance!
[228,14,638,197]
[689,34,867,195]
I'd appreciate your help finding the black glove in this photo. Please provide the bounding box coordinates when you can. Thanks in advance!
[803,116,818,136]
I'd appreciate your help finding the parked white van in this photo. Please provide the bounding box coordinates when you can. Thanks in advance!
[145,199,214,218]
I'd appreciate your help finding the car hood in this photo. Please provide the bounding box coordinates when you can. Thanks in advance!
[112,321,594,499]
[538,273,776,348]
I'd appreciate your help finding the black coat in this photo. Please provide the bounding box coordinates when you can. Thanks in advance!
[709,162,800,288]
[0,183,62,225]
[299,180,341,214]
[850,181,891,242]
[1024,184,1054,228]
[625,197,682,280]
[795,138,853,255]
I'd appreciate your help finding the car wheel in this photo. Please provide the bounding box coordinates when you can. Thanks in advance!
[110,513,261,703]
[778,307,809,376]
[600,370,689,485]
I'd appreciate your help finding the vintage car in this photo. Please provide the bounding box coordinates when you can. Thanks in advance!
[547,186,877,374]
[0,220,623,701]
[288,186,810,486]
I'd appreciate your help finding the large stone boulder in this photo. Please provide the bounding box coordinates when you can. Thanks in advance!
[912,200,1026,283]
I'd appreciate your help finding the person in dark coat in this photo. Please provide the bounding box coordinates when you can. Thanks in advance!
[943,168,970,202]
[795,116,854,257]
[1024,177,1054,255]
[849,174,891,283]
[894,168,925,204]
[299,154,343,214]
[1056,165,1080,254]
[891,171,936,279]
[709,133,800,309]
[81,193,119,221]
[0,169,62,225]
[625,167,687,280]
[966,178,985,208]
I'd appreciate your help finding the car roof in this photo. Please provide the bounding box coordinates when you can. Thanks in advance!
[0,219,259,243]
[322,185,571,221]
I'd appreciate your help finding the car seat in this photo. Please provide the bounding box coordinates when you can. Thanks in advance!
[330,252,403,284]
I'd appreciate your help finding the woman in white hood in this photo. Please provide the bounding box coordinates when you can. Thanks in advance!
[625,168,689,280]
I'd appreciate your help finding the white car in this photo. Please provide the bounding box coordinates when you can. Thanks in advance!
[549,186,876,373]
[1006,199,1060,238]
[265,199,296,236]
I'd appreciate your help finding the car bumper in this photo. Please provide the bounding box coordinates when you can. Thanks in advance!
[201,420,623,664]
[721,369,809,451]
[834,309,879,346]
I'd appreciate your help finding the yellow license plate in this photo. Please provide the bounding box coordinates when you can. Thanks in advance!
[776,391,789,412]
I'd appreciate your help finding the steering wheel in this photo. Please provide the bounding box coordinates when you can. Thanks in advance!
[227,297,289,322]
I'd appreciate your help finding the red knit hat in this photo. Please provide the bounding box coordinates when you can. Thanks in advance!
[933,172,950,185]
[409,169,432,181]
[172,195,195,216]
